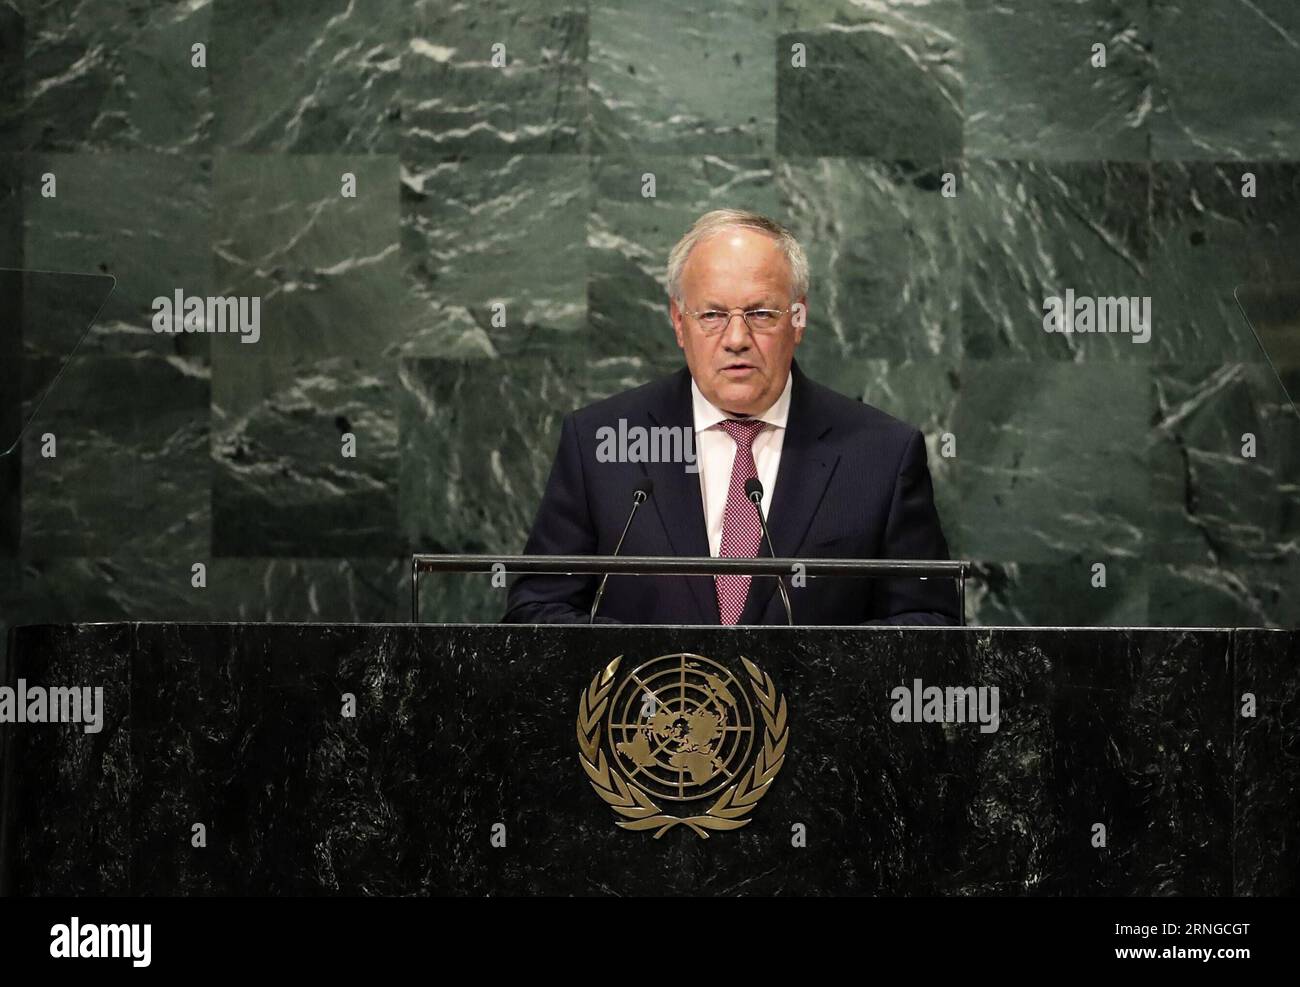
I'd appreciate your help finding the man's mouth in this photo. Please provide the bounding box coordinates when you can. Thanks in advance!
[720,363,756,377]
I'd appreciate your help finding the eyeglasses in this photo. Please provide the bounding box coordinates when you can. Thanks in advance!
[683,306,792,336]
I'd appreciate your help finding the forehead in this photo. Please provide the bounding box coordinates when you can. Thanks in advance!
[681,228,792,296]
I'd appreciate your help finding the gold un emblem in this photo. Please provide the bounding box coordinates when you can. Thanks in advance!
[576,653,789,838]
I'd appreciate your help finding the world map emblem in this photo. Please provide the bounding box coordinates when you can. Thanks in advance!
[576,653,789,838]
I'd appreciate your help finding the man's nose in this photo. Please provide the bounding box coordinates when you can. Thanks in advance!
[721,313,751,349]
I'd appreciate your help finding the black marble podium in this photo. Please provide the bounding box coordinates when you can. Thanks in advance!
[1,623,1296,896]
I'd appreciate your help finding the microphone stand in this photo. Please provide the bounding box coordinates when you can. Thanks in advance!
[589,484,651,624]
[746,480,794,626]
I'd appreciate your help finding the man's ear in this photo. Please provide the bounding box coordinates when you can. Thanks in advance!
[669,296,686,349]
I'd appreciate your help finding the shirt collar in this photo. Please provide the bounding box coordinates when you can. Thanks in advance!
[690,370,793,434]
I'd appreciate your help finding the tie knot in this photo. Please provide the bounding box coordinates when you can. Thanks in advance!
[719,417,766,449]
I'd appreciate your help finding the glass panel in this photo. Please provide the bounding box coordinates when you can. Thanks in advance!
[0,268,117,457]
[1234,281,1300,421]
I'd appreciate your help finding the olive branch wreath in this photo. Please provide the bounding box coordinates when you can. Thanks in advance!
[576,655,789,839]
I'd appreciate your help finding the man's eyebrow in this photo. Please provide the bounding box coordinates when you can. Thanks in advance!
[700,298,779,309]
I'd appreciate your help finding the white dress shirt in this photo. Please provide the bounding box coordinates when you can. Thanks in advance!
[691,373,793,557]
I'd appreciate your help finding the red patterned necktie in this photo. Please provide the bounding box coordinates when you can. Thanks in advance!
[715,418,767,624]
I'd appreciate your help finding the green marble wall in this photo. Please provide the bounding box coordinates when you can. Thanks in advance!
[1,0,1297,639]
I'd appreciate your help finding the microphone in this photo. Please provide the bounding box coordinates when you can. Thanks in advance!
[589,477,654,624]
[744,477,794,626]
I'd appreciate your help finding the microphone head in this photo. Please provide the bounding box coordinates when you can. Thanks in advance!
[744,476,763,501]
[633,477,654,502]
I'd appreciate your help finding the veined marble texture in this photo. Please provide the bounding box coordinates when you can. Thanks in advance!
[0,0,1297,641]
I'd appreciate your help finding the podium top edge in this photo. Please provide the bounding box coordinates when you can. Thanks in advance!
[409,555,971,576]
[6,622,1288,633]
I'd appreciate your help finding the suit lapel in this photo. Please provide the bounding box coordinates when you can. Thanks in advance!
[643,367,718,623]
[739,362,839,624]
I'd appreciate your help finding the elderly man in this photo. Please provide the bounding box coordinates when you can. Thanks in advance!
[503,208,958,625]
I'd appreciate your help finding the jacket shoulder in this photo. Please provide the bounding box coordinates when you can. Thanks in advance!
[800,372,920,443]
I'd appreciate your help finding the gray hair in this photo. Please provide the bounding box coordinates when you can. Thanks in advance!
[666,209,809,304]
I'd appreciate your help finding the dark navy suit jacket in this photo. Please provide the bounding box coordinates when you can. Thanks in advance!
[502,361,959,625]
